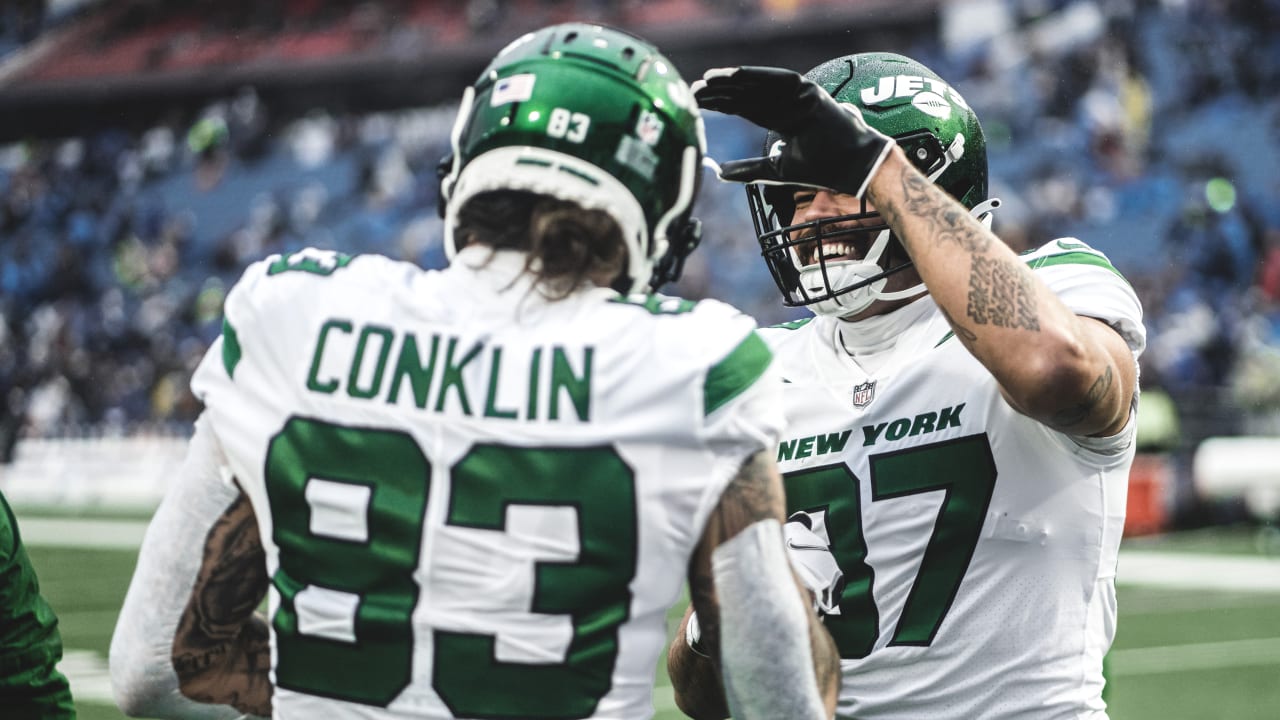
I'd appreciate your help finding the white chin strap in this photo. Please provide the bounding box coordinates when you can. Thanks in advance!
[797,197,1001,318]
[795,228,911,317]
[797,259,891,318]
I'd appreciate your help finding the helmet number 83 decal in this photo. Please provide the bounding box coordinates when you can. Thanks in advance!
[547,108,590,143]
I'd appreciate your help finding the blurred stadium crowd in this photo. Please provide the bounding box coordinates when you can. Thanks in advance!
[1,0,1279,527]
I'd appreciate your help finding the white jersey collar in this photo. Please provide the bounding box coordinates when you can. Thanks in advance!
[451,245,536,294]
[447,244,618,316]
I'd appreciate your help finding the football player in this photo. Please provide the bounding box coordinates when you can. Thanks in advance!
[669,54,1145,719]
[0,490,76,719]
[108,23,838,719]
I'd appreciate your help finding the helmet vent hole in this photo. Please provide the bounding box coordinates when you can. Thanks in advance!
[622,47,635,60]
[564,31,578,43]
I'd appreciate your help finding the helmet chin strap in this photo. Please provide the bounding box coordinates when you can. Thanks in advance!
[798,197,1002,319]
[796,228,900,317]
[799,262,887,317]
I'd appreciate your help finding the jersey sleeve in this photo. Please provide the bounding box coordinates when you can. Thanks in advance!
[190,249,389,497]
[0,493,75,719]
[1025,238,1146,357]
[1026,239,1146,452]
[190,252,282,404]
[191,248,379,412]
[700,325,783,449]
[672,297,783,443]
[666,299,786,534]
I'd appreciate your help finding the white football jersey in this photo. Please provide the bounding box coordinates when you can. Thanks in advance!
[190,246,782,719]
[764,239,1145,720]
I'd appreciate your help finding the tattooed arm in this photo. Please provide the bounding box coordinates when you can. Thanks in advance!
[172,491,272,716]
[867,149,1137,437]
[667,450,840,719]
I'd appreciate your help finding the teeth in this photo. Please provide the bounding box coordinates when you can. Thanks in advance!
[808,243,849,263]
[801,241,855,265]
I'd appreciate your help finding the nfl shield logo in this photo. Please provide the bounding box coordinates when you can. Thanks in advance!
[852,380,876,408]
[636,110,665,146]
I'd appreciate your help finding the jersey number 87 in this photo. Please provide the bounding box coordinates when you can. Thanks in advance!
[786,433,997,658]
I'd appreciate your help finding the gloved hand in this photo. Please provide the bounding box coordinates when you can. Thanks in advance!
[692,66,895,199]
[784,510,845,617]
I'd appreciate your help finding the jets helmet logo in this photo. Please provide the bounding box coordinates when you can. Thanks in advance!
[859,74,971,119]
[911,91,952,119]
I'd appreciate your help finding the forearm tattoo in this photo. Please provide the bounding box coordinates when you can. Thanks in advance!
[893,169,992,254]
[172,492,273,716]
[879,163,1044,333]
[967,255,1040,331]
[938,305,978,343]
[1050,365,1114,429]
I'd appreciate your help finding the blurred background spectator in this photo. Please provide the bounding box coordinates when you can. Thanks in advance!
[1,0,1278,530]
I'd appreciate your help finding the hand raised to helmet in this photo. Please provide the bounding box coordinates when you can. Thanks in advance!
[691,66,895,199]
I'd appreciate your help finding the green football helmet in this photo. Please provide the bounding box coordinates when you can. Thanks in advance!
[747,52,1000,317]
[440,23,706,293]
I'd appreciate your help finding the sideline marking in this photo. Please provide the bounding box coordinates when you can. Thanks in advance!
[1117,551,1280,593]
[19,517,149,550]
[1109,637,1280,676]
[63,639,1280,705]
[60,649,115,705]
[18,519,1280,592]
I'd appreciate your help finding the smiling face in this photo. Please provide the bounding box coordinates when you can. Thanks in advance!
[790,189,882,265]
[787,188,923,320]
[745,52,989,318]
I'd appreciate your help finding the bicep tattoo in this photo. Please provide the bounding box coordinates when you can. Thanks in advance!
[172,490,272,716]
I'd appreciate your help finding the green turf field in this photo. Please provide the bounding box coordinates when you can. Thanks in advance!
[21,524,1280,720]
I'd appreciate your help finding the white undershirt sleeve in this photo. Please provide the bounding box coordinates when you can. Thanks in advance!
[713,519,827,720]
[108,412,261,720]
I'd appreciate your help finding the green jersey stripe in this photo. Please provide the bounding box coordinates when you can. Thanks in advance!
[222,318,243,379]
[704,332,772,416]
[770,317,814,331]
[1025,251,1127,283]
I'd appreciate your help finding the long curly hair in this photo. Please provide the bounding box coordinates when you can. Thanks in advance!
[454,190,628,299]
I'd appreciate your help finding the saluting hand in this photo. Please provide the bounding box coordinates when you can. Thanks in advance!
[692,65,895,199]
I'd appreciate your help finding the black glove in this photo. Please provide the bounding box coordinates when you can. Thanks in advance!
[692,66,895,198]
